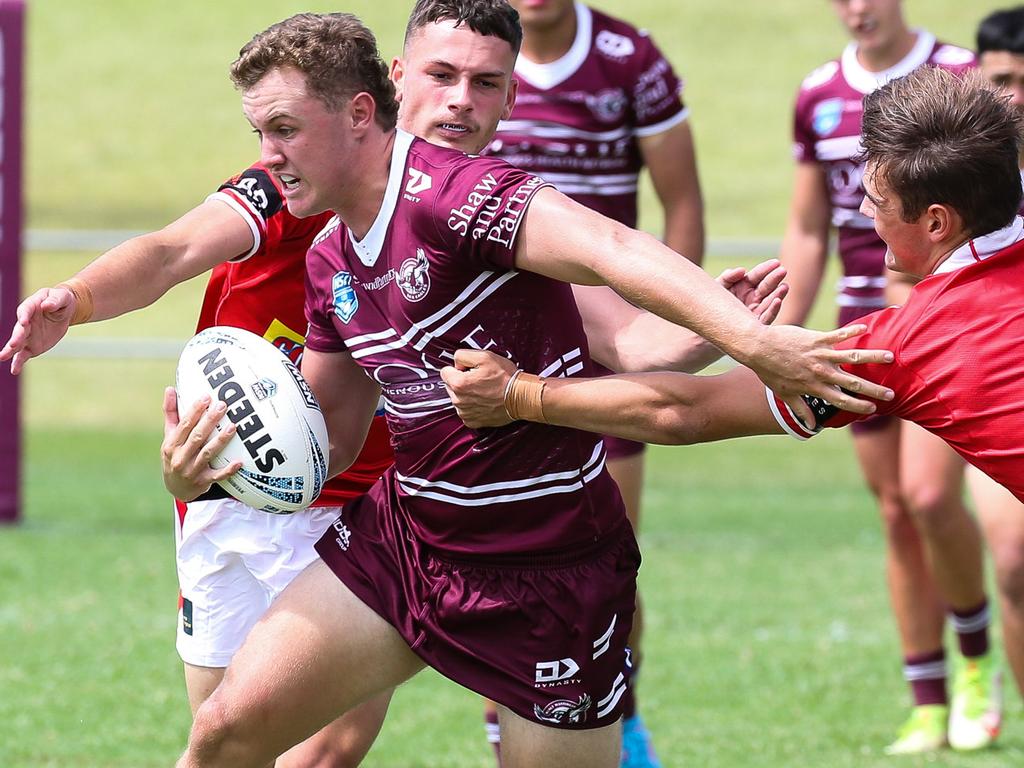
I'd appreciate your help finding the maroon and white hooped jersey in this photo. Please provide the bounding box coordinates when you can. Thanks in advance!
[483,2,686,227]
[792,31,975,313]
[305,130,626,556]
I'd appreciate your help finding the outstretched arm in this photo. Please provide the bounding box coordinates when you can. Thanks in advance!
[441,349,791,444]
[515,187,893,421]
[575,259,787,373]
[1,198,252,374]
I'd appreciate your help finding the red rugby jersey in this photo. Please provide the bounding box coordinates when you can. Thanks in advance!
[768,219,1024,502]
[195,164,393,506]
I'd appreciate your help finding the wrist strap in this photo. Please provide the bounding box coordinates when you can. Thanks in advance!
[55,277,94,325]
[503,370,547,423]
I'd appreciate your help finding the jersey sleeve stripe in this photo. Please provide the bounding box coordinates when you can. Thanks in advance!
[206,191,263,261]
[633,106,690,138]
[764,387,819,440]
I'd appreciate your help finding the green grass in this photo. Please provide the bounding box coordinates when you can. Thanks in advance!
[8,1,1023,765]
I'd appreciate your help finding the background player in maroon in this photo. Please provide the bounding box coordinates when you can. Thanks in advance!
[443,67,1018,756]
[777,0,995,752]
[175,12,893,768]
[483,2,703,762]
[975,1,1024,717]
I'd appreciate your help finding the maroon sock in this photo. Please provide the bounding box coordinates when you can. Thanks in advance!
[950,600,991,659]
[904,649,948,706]
[484,708,501,766]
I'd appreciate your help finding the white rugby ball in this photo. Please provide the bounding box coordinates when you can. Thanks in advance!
[175,326,329,514]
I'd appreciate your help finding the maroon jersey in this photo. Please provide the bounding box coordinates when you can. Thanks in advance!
[793,32,975,314]
[305,131,626,556]
[197,165,394,507]
[483,4,685,227]
[768,219,1024,501]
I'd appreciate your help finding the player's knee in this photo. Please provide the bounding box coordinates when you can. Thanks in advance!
[186,696,245,765]
[992,545,1024,608]
[875,490,912,534]
[900,483,963,531]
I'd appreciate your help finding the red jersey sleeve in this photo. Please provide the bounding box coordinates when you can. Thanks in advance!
[630,30,687,136]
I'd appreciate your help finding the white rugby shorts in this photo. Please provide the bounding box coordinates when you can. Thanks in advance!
[174,497,343,667]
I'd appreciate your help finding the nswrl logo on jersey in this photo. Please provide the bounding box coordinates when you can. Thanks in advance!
[332,271,359,324]
[812,98,844,137]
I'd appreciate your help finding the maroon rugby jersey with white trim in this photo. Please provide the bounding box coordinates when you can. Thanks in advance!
[792,32,974,315]
[305,130,626,555]
[196,164,394,507]
[484,2,685,227]
[767,219,1024,502]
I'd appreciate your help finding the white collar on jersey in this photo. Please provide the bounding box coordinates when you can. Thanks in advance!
[932,216,1024,275]
[514,1,593,90]
[347,128,415,268]
[840,29,935,95]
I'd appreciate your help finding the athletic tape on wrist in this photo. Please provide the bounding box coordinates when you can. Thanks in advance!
[55,278,94,325]
[503,369,547,423]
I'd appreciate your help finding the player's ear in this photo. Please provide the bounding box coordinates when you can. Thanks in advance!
[502,76,519,121]
[349,92,377,133]
[390,57,405,103]
[924,203,960,243]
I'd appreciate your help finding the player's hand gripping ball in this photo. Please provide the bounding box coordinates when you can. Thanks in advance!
[175,327,329,514]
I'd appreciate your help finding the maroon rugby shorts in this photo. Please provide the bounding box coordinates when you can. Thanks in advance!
[315,482,640,730]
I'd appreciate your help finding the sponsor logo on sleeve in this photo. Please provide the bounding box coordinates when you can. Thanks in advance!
[396,249,431,302]
[332,271,359,324]
[812,97,844,137]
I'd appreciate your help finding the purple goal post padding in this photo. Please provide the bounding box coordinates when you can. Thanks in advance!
[0,0,24,524]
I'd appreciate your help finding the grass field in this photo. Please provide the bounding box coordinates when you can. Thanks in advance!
[5,0,1023,766]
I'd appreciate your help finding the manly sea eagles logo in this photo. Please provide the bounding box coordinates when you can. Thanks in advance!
[396,249,431,302]
[332,271,359,324]
[587,88,628,123]
[812,97,844,137]
[533,694,593,725]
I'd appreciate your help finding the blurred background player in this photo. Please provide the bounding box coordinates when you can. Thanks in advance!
[484,2,703,764]
[775,0,998,754]
[974,1,1024,713]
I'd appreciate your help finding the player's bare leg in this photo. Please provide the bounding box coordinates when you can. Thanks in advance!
[853,423,946,655]
[851,422,948,754]
[971,466,1024,698]
[899,422,983,611]
[178,560,424,768]
[900,422,1000,751]
[497,704,620,768]
[183,664,392,767]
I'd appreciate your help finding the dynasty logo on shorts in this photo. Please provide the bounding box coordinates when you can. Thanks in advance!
[535,657,581,688]
[533,694,593,725]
